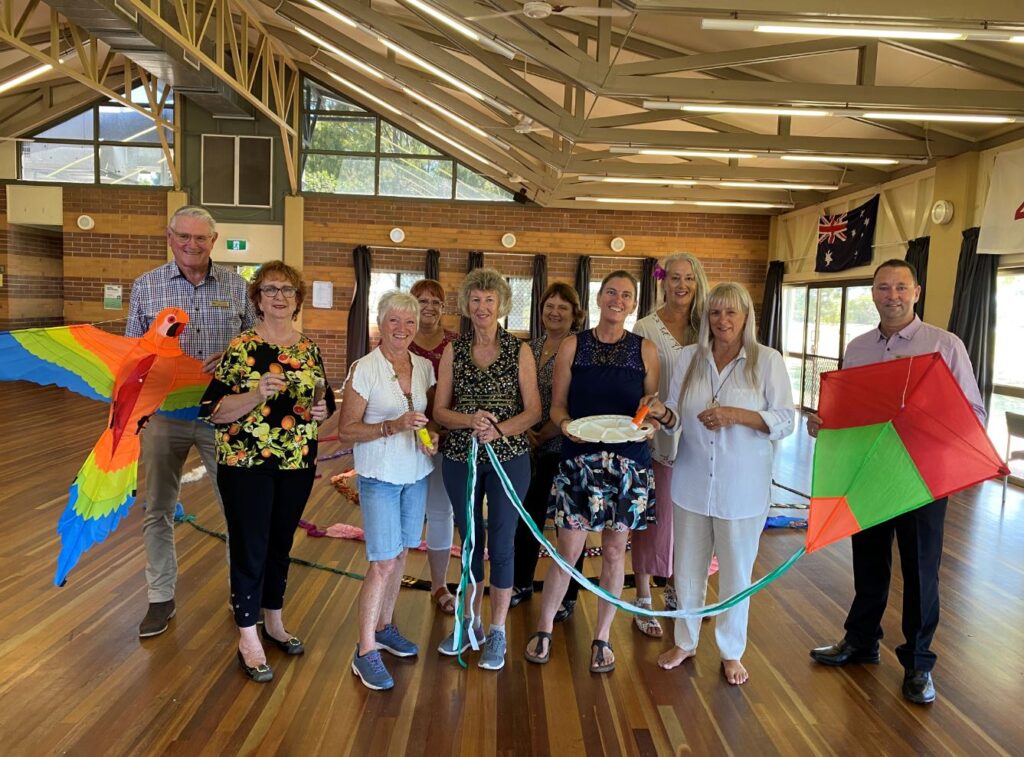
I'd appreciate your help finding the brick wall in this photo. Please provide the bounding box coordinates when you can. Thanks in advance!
[301,195,770,379]
[0,186,64,330]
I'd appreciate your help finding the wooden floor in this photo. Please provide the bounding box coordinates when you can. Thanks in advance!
[1,383,1022,756]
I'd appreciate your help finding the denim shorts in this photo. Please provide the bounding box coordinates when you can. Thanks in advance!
[357,475,429,561]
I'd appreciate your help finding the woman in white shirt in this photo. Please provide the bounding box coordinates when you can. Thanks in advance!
[643,282,794,685]
[338,291,439,691]
[631,252,708,637]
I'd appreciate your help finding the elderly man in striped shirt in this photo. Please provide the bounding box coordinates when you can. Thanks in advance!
[126,205,256,638]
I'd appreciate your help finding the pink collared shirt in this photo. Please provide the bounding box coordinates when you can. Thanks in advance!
[843,316,986,424]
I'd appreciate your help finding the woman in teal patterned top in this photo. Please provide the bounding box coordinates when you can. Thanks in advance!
[433,268,541,671]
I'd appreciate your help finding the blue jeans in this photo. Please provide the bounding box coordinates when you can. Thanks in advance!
[442,453,531,589]
[357,475,429,562]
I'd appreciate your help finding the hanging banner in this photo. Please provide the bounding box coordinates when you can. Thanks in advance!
[978,147,1024,255]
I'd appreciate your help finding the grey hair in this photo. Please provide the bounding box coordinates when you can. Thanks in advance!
[376,290,420,328]
[660,252,709,345]
[169,205,217,232]
[678,282,762,402]
[458,267,513,319]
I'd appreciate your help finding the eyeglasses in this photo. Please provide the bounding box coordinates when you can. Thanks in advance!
[260,285,298,298]
[169,229,213,245]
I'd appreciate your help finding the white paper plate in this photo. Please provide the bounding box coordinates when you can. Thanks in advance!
[565,414,652,444]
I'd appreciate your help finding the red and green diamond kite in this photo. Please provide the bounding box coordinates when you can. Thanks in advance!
[807,352,1009,553]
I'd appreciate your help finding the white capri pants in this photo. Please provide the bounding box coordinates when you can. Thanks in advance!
[424,455,454,551]
[671,505,766,661]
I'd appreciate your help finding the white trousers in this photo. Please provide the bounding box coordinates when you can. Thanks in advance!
[671,506,765,660]
[423,455,454,551]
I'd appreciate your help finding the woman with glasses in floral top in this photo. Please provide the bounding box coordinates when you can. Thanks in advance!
[200,261,335,683]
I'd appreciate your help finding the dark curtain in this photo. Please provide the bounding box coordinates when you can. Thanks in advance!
[425,248,440,281]
[529,254,548,339]
[575,255,592,330]
[461,251,486,335]
[905,236,930,319]
[947,227,999,414]
[639,257,657,319]
[345,245,372,372]
[758,260,785,352]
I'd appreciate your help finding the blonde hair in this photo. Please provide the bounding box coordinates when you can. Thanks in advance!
[678,282,762,402]
[376,290,420,328]
[660,252,709,345]
[457,267,512,318]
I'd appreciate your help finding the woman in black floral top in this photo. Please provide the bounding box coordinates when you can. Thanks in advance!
[433,268,540,671]
[200,261,335,683]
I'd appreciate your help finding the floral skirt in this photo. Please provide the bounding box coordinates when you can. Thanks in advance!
[550,451,655,533]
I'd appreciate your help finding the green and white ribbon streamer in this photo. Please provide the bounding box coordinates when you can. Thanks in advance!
[455,439,805,620]
[452,448,482,667]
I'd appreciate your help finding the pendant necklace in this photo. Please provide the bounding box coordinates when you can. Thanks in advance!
[707,359,740,410]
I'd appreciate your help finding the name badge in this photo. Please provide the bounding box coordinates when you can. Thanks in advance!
[210,299,230,309]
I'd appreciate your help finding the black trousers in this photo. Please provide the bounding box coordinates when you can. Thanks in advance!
[218,465,316,627]
[843,497,947,672]
[513,452,585,602]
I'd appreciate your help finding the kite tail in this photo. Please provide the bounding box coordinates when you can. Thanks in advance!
[54,430,140,586]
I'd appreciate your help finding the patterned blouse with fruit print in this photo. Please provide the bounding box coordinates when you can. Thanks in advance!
[199,330,336,469]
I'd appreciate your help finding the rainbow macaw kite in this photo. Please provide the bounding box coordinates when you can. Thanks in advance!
[807,352,1010,552]
[0,309,210,585]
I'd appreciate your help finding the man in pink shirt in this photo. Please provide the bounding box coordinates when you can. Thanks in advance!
[806,259,985,705]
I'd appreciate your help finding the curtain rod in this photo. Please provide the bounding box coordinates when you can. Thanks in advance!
[368,245,432,253]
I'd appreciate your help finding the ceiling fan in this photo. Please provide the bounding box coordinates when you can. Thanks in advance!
[485,115,549,134]
[467,2,632,21]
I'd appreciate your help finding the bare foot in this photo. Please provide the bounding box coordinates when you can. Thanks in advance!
[657,646,695,670]
[722,659,748,685]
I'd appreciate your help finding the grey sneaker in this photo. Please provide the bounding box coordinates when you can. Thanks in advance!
[351,646,394,691]
[375,623,418,657]
[438,619,484,656]
[139,599,176,637]
[478,629,507,671]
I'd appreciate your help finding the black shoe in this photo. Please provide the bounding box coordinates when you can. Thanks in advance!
[139,599,176,638]
[554,599,576,623]
[261,625,305,655]
[509,586,534,608]
[237,650,273,683]
[902,670,935,704]
[809,639,880,666]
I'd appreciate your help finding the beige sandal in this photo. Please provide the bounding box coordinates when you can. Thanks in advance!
[432,586,456,615]
[633,601,663,638]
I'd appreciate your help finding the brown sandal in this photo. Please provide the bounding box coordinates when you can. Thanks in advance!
[432,586,456,615]
[524,632,552,664]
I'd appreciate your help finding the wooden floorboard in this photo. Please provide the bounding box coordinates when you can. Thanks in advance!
[0,383,1022,756]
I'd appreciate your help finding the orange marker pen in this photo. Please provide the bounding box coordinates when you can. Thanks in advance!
[631,404,651,430]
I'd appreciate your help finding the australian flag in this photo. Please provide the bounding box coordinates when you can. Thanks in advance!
[816,194,879,272]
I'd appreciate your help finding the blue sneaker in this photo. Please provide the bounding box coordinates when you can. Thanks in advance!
[351,646,394,691]
[375,623,418,657]
[437,619,484,656]
[478,629,507,671]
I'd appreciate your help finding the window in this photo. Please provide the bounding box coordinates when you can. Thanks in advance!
[991,269,1024,479]
[300,78,512,202]
[501,277,533,333]
[20,85,174,186]
[781,281,873,411]
[368,271,420,325]
[588,280,640,331]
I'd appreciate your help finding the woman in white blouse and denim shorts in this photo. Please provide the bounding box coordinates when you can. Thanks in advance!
[644,282,794,685]
[338,291,439,691]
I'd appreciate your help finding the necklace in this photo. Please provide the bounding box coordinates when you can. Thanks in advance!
[707,359,740,409]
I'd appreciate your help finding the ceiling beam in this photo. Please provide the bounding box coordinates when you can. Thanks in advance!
[562,156,889,184]
[613,38,858,77]
[624,1,1024,23]
[599,76,1024,111]
[888,40,1024,87]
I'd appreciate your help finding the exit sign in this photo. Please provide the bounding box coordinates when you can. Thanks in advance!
[225,239,247,251]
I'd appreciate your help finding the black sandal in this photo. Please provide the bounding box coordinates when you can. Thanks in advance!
[524,632,552,664]
[590,640,615,674]
[554,599,576,623]
[237,650,273,683]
